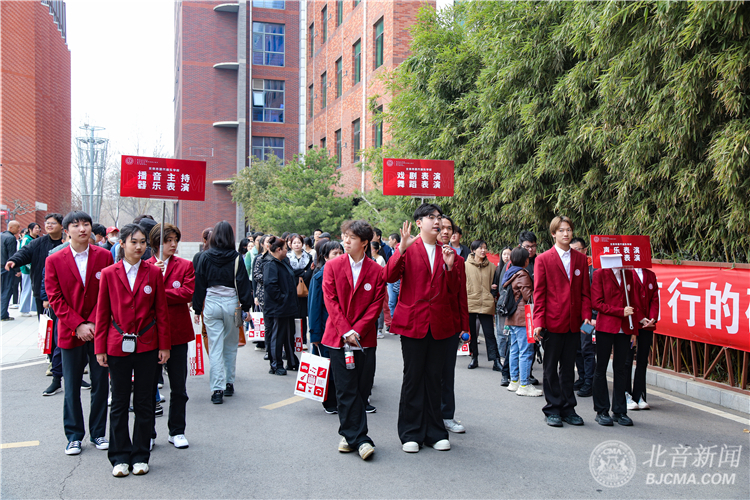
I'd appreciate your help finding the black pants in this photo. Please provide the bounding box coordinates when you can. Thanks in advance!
[285,319,299,369]
[269,316,293,370]
[0,270,13,319]
[575,332,596,386]
[152,342,189,438]
[593,331,631,415]
[49,309,63,378]
[541,331,578,417]
[312,344,338,410]
[108,350,158,466]
[60,342,108,442]
[330,347,375,449]
[468,313,498,361]
[441,333,460,419]
[625,329,653,402]
[398,330,449,445]
[36,297,44,321]
[264,314,275,359]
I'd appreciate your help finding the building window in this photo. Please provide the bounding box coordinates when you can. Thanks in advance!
[308,84,314,118]
[253,0,284,9]
[374,18,384,69]
[252,79,285,123]
[354,0,361,6]
[337,0,343,26]
[321,72,327,109]
[252,137,285,162]
[352,119,361,163]
[374,105,383,148]
[321,6,327,43]
[253,22,285,66]
[335,58,343,98]
[321,137,327,150]
[309,23,314,57]
[335,129,342,168]
[353,39,361,84]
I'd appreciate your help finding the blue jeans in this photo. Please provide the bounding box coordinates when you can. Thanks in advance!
[203,294,239,392]
[508,325,534,385]
[20,274,36,314]
[387,282,399,317]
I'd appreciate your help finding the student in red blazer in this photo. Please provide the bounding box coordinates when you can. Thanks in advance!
[322,220,385,461]
[45,211,114,456]
[385,204,458,453]
[94,224,170,477]
[625,267,659,410]
[591,267,641,426]
[532,216,592,427]
[438,215,469,434]
[146,223,195,449]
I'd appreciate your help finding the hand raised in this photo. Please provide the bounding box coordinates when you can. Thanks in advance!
[398,221,419,255]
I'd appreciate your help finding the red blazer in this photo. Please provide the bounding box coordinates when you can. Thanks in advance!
[45,245,114,350]
[94,260,171,356]
[591,269,643,335]
[449,252,469,333]
[633,268,659,330]
[385,238,460,340]
[321,254,386,348]
[146,255,196,346]
[532,247,592,334]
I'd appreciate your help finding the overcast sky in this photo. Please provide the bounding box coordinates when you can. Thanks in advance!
[67,0,175,162]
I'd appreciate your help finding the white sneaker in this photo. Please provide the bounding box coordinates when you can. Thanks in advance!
[132,462,149,475]
[377,331,385,339]
[358,442,374,460]
[21,312,33,317]
[159,394,166,403]
[168,434,189,449]
[112,463,129,477]
[402,441,420,453]
[92,437,109,450]
[157,383,163,389]
[638,397,650,410]
[443,419,466,433]
[254,344,264,351]
[516,385,543,397]
[626,392,639,411]
[338,437,353,453]
[428,439,450,451]
[507,380,520,392]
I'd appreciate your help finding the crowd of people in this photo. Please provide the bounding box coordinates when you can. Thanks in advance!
[0,204,659,474]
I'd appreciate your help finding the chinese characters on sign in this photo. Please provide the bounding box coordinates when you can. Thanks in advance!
[590,235,653,268]
[120,155,206,202]
[382,159,455,197]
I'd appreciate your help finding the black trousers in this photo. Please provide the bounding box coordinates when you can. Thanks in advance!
[398,330,449,445]
[330,347,375,448]
[468,313,499,361]
[541,331,578,417]
[285,319,299,369]
[36,297,44,321]
[108,349,158,466]
[312,344,338,410]
[264,314,275,359]
[152,342,189,438]
[575,332,596,386]
[593,331,631,415]
[625,329,653,402]
[440,333,460,419]
[60,341,108,442]
[269,316,293,370]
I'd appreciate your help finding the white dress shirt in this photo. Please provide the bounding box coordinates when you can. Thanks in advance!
[70,246,89,286]
[613,268,622,286]
[424,242,436,273]
[348,253,364,289]
[161,256,171,276]
[635,268,643,283]
[123,259,141,291]
[554,244,571,280]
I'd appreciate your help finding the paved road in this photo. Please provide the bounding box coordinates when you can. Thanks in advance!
[1,328,748,499]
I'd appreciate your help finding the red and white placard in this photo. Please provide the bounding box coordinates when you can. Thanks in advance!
[590,235,652,269]
[120,155,206,201]
[382,159,455,197]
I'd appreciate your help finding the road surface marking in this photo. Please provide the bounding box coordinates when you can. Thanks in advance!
[261,396,305,410]
[0,360,47,371]
[1,441,40,449]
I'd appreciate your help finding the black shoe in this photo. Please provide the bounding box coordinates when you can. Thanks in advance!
[577,384,593,397]
[263,353,269,361]
[365,405,376,414]
[211,390,223,404]
[529,375,539,386]
[500,376,510,387]
[492,359,503,372]
[268,367,276,374]
[0,317,15,321]
[43,376,62,396]
[81,380,91,390]
[324,407,338,415]
[467,357,478,369]
[275,367,287,376]
[562,413,584,426]
[225,383,234,397]
[573,378,584,390]
[155,403,164,417]
[286,365,298,372]
[595,412,614,426]
[613,413,633,426]
[545,414,563,427]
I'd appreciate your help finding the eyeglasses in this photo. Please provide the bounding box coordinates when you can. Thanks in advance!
[522,244,537,250]
[422,215,443,222]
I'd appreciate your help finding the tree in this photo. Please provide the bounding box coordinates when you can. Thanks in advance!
[351,189,413,238]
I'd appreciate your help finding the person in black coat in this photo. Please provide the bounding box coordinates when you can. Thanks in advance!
[263,236,298,376]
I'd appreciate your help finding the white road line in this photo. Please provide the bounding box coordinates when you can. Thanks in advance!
[0,359,48,371]
[648,388,749,425]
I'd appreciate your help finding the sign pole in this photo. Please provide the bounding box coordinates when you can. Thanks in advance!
[622,268,634,330]
[159,200,166,262]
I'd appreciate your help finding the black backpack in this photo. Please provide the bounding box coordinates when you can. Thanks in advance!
[496,280,518,317]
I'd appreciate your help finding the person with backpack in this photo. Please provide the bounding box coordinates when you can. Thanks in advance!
[501,247,541,396]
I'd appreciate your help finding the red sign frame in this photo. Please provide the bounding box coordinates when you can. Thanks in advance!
[120,155,206,202]
[590,235,652,269]
[382,158,455,197]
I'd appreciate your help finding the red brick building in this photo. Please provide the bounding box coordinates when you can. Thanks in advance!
[305,0,435,193]
[0,1,71,230]
[174,0,303,253]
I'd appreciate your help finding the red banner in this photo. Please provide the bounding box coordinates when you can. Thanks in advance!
[382,158,455,197]
[120,155,206,201]
[590,235,652,269]
[651,263,749,352]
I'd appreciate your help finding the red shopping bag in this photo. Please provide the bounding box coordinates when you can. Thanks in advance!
[525,304,535,344]
[38,312,53,354]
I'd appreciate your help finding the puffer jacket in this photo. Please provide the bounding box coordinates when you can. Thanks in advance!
[503,268,533,326]
[465,254,497,315]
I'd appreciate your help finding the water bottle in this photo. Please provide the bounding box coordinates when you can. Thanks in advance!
[344,343,355,370]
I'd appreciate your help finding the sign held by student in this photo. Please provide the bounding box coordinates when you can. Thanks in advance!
[590,235,652,269]
[120,155,206,202]
[382,159,455,198]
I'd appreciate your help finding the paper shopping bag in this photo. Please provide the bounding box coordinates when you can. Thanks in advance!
[294,318,303,352]
[457,342,470,356]
[293,351,330,402]
[188,333,205,376]
[38,312,53,354]
[249,311,265,341]
[525,304,535,344]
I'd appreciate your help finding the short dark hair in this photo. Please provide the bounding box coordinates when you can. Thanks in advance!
[454,226,463,236]
[518,231,537,245]
[371,240,381,252]
[303,236,314,248]
[149,223,182,250]
[314,229,322,234]
[117,224,147,261]
[319,240,344,266]
[267,235,286,253]
[62,211,92,230]
[570,237,586,247]
[413,203,443,221]
[511,247,530,267]
[92,223,107,237]
[27,222,40,231]
[239,238,250,256]
[389,233,400,243]
[373,227,382,237]
[341,219,374,257]
[290,233,304,245]
[470,240,487,252]
[45,213,64,225]
[208,221,236,251]
[442,215,457,232]
[281,231,290,240]
[133,214,155,225]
